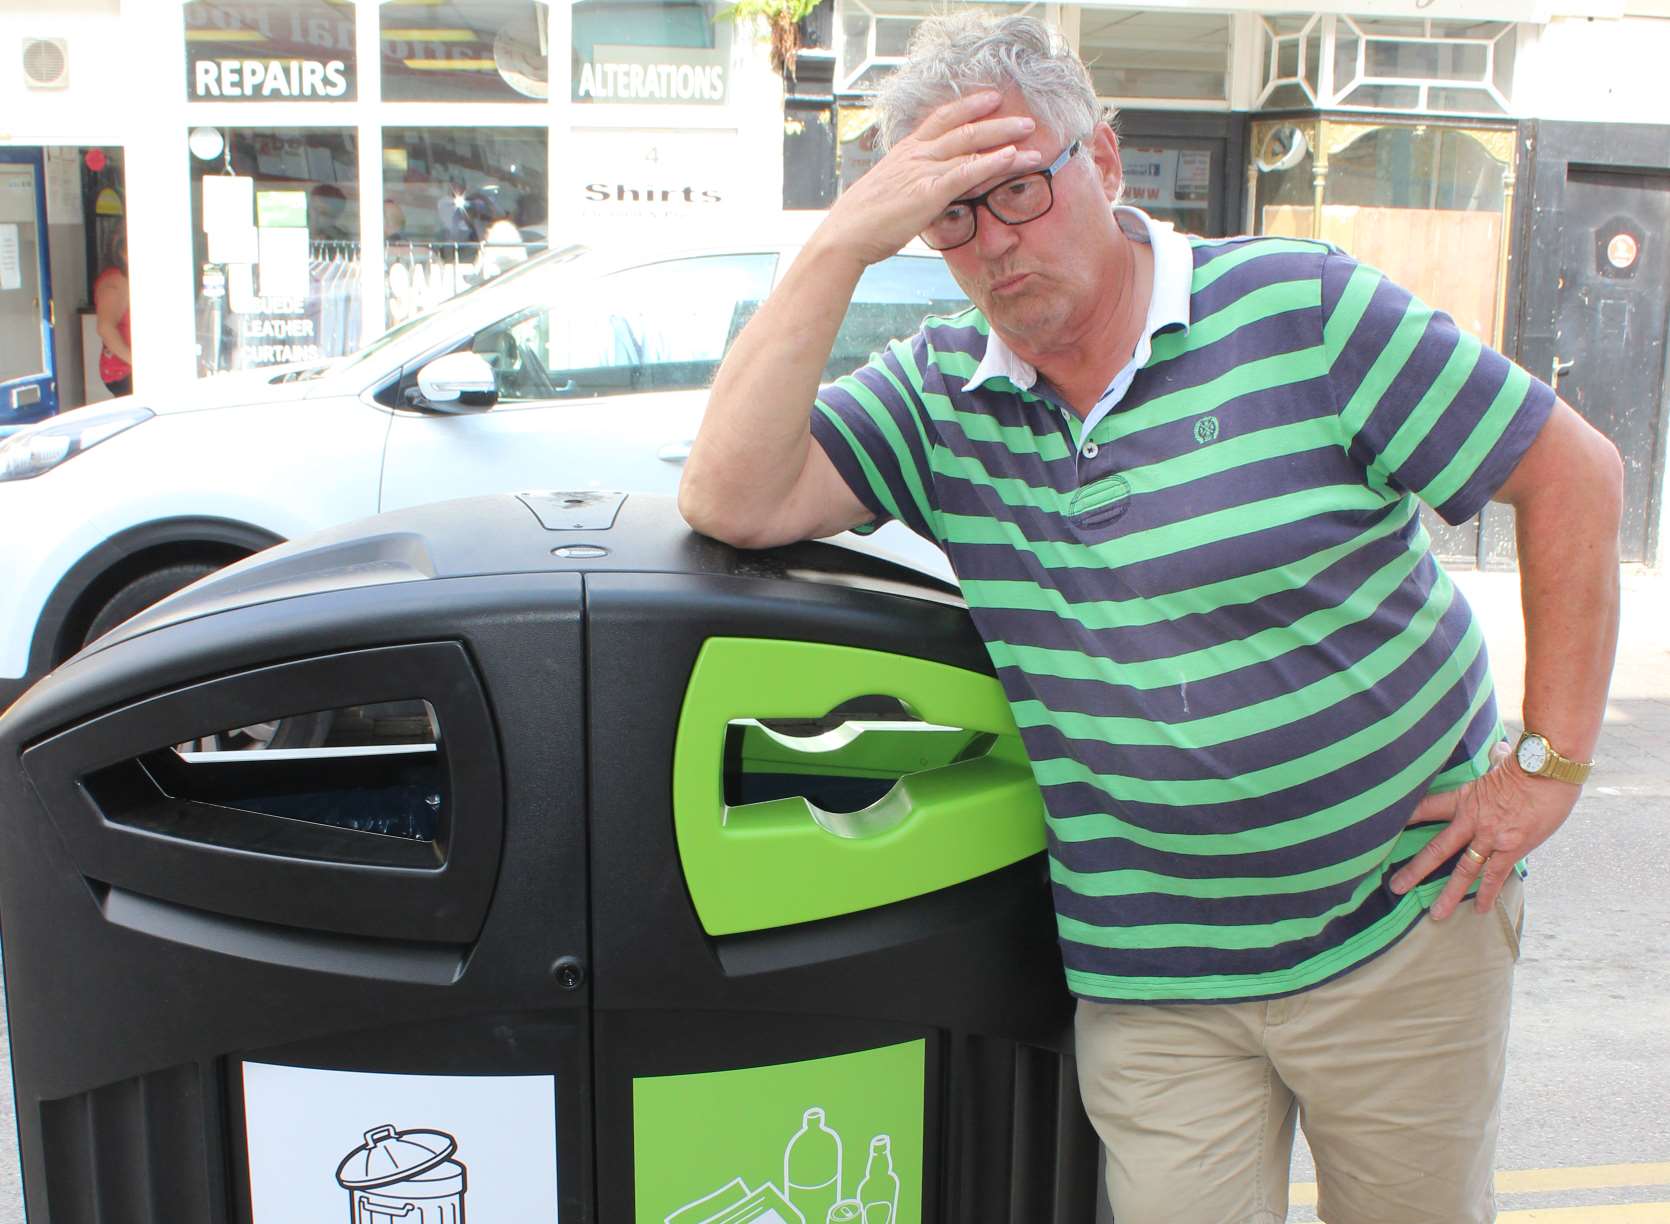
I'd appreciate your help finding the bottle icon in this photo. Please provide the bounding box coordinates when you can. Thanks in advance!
[784,1107,842,1224]
[857,1135,899,1224]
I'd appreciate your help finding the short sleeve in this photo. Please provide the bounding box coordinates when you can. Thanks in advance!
[1321,253,1553,524]
[810,333,944,543]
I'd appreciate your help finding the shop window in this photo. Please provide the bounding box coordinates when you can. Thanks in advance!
[380,0,548,102]
[1119,144,1220,236]
[1338,83,1422,110]
[835,101,883,195]
[836,0,1034,96]
[1257,15,1514,115]
[184,0,357,101]
[1256,122,1509,345]
[1258,15,1320,109]
[382,127,549,324]
[1429,87,1508,115]
[571,0,729,106]
[189,127,361,378]
[1081,6,1231,105]
[1333,29,1360,91]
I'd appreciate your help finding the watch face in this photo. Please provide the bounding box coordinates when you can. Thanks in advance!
[1518,735,1550,774]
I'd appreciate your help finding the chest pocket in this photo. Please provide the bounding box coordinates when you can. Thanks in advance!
[1067,473,1132,529]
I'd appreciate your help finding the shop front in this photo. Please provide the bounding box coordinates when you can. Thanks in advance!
[181,0,774,382]
[0,0,784,412]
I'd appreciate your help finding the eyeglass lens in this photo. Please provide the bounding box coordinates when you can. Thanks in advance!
[920,140,1078,252]
[922,175,1053,250]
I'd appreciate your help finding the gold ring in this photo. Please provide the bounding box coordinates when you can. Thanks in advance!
[1463,846,1489,866]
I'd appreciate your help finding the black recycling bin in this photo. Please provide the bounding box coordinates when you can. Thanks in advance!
[0,492,1100,1224]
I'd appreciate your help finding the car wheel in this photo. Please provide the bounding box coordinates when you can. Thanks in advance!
[81,562,333,752]
[83,560,219,645]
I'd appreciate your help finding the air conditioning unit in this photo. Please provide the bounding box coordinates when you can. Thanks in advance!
[22,38,69,90]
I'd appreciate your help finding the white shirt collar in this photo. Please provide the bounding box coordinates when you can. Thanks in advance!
[963,205,1193,393]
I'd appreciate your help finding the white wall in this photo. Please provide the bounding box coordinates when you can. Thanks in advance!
[1516,15,1670,123]
[1,7,201,399]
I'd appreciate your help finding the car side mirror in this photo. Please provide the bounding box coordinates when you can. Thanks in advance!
[415,351,498,413]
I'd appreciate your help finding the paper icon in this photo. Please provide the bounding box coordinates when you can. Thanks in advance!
[667,1176,803,1224]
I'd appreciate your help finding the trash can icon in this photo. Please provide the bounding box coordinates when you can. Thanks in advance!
[0,492,1101,1222]
[336,1125,468,1224]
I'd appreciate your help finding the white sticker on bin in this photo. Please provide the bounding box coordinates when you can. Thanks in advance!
[242,1063,559,1220]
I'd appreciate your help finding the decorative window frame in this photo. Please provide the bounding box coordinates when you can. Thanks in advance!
[835,0,1038,95]
[1255,14,1517,117]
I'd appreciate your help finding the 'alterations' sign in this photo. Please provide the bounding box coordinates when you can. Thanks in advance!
[574,45,727,105]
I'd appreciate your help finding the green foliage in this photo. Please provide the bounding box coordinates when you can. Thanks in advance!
[717,0,821,27]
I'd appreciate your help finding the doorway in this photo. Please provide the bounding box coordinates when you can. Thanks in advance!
[0,148,57,431]
[1115,110,1246,239]
[1517,121,1670,565]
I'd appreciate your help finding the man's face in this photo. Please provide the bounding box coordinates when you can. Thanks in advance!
[936,91,1124,354]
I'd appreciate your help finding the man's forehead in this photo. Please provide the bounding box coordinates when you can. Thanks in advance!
[965,84,1046,127]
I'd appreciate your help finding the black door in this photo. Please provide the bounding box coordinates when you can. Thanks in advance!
[1114,111,1247,239]
[1517,122,1670,564]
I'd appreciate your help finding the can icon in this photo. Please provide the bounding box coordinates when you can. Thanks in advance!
[827,1203,864,1224]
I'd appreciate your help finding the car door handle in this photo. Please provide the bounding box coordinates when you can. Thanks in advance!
[658,441,693,463]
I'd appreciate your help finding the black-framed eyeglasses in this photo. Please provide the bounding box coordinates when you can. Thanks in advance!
[920,140,1081,252]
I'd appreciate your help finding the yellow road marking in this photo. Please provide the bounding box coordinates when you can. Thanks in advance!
[1500,1206,1670,1222]
[1289,1163,1670,1207]
[1501,1167,1670,1194]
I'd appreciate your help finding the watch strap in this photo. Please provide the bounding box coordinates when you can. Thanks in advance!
[1540,752,1593,785]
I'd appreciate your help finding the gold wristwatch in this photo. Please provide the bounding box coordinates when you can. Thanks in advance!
[1513,731,1593,785]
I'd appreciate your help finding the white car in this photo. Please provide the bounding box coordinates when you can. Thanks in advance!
[0,227,966,725]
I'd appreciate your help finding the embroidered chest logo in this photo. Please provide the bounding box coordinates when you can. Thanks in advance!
[1193,415,1220,445]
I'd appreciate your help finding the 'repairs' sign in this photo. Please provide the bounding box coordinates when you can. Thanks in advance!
[184,0,358,101]
[193,58,350,99]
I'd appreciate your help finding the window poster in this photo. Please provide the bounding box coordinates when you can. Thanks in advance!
[1122,146,1210,212]
[241,1063,559,1221]
[0,224,21,292]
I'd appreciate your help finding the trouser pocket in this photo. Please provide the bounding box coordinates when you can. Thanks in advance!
[1494,872,1525,961]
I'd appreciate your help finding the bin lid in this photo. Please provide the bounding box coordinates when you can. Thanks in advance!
[335,1124,457,1188]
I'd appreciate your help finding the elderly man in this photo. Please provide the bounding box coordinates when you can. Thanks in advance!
[680,13,1622,1222]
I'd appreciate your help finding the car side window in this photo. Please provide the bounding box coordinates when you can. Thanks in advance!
[470,253,778,403]
[822,255,969,382]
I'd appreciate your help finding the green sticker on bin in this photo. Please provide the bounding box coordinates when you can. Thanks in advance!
[673,638,1045,935]
[634,1040,925,1224]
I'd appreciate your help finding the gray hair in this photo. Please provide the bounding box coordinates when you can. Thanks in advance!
[875,12,1105,152]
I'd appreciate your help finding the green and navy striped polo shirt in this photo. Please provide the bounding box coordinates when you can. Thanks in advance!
[810,226,1554,1003]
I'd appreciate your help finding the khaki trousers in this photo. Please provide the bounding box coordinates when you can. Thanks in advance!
[1075,875,1524,1224]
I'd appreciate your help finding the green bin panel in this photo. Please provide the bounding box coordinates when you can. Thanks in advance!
[674,638,1046,935]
